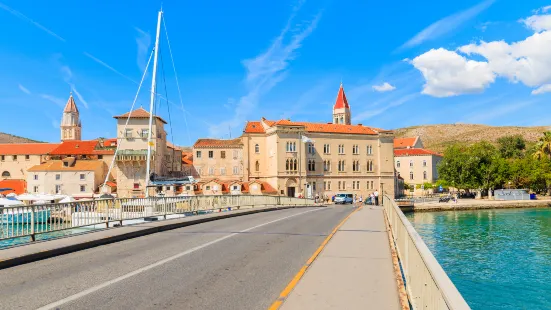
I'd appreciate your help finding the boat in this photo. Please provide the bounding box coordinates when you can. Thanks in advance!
[0,198,51,224]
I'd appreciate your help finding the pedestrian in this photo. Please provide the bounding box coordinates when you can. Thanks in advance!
[370,192,375,205]
[374,190,379,206]
[359,195,363,204]
[315,193,319,203]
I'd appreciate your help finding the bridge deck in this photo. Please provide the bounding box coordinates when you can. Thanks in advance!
[279,205,402,310]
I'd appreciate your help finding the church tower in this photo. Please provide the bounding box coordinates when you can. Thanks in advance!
[332,83,351,125]
[60,93,82,141]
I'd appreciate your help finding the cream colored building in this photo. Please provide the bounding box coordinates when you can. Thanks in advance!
[113,107,182,198]
[192,139,244,181]
[192,84,398,198]
[27,158,106,198]
[393,137,443,191]
[0,144,59,182]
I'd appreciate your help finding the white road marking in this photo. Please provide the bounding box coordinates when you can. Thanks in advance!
[36,207,323,310]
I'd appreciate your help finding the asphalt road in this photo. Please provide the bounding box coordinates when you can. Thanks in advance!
[0,206,353,310]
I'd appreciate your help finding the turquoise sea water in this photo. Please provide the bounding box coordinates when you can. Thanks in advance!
[406,208,551,310]
[0,224,97,248]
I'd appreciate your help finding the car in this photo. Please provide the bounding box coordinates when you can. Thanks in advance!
[334,193,353,204]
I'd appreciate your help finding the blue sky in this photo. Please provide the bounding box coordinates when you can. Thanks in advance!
[1,0,551,146]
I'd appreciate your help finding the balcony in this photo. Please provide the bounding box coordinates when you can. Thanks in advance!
[116,149,155,162]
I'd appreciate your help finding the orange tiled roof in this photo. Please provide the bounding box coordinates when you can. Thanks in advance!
[105,181,117,187]
[394,148,442,157]
[113,107,167,124]
[333,83,350,109]
[28,160,106,172]
[182,152,193,165]
[0,179,26,195]
[0,143,59,155]
[63,95,79,113]
[49,140,115,156]
[193,138,243,148]
[102,138,117,147]
[394,137,417,149]
[244,119,387,135]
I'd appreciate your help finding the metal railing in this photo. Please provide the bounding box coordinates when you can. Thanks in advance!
[0,195,314,242]
[383,195,471,310]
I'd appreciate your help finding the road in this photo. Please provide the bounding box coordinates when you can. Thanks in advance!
[0,206,353,310]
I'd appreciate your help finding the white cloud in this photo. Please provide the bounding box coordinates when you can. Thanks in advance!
[399,0,494,49]
[522,12,551,32]
[532,84,551,95]
[40,94,65,107]
[0,2,65,42]
[372,82,396,92]
[135,27,151,72]
[18,84,30,95]
[208,5,322,137]
[411,8,551,97]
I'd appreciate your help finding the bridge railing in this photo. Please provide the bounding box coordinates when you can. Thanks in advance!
[382,195,471,310]
[0,195,314,242]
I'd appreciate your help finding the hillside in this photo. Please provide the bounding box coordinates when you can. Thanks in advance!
[393,124,551,153]
[0,132,42,144]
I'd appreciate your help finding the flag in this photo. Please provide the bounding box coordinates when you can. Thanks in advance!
[301,135,314,143]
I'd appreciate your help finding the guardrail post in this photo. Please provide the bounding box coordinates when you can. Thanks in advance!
[103,200,109,229]
[163,197,168,220]
[30,205,36,242]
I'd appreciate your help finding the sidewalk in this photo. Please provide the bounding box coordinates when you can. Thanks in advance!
[280,206,402,310]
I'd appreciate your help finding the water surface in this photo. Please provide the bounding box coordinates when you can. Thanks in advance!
[406,207,551,310]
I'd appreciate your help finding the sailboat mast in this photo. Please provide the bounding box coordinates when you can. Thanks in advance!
[145,9,163,197]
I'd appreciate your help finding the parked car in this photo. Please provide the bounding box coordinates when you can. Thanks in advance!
[334,193,353,204]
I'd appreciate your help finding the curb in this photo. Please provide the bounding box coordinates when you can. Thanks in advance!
[0,205,322,270]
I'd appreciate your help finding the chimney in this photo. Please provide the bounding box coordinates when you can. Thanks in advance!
[358,124,362,126]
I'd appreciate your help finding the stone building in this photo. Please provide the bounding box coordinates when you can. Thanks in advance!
[192,84,397,198]
[393,137,443,191]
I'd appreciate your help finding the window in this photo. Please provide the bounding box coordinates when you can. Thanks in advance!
[1,171,10,178]
[410,172,414,180]
[33,174,38,180]
[338,181,341,190]
[338,160,345,172]
[12,155,17,161]
[352,160,360,172]
[423,160,427,167]
[338,144,345,154]
[221,151,226,159]
[233,166,239,175]
[63,161,69,167]
[340,116,343,124]
[323,144,330,154]
[196,151,201,158]
[367,160,373,172]
[55,185,61,194]
[352,181,360,190]
[308,159,316,172]
[33,186,39,193]
[342,181,346,189]
[25,155,30,160]
[307,143,315,154]
[141,129,149,138]
[312,182,316,191]
[286,159,298,171]
[323,160,331,172]
[367,145,373,155]
[55,174,61,181]
[286,141,297,152]
[98,155,103,159]
[352,145,359,154]
[255,161,260,172]
[208,167,214,175]
[220,167,226,175]
[0,155,4,161]
[255,144,260,153]
[80,174,85,180]
[397,161,400,168]
[410,160,414,167]
[208,151,214,158]
[423,171,427,180]
[367,181,374,189]
[80,185,86,192]
[125,128,133,138]
[233,150,239,159]
[206,186,211,190]
[133,183,140,189]
[232,185,239,191]
[327,181,331,190]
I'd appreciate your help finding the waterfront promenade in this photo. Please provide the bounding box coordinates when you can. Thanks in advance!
[415,197,551,212]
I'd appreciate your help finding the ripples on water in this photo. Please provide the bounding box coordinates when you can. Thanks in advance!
[406,208,551,310]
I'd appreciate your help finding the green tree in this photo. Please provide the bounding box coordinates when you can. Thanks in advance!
[437,144,471,190]
[533,131,551,160]
[469,142,507,195]
[497,135,526,159]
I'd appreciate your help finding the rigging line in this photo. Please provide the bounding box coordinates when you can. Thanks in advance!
[102,48,155,191]
[162,15,191,146]
[159,42,176,173]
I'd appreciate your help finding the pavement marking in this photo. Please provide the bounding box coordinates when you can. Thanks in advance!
[36,207,324,310]
[268,206,363,310]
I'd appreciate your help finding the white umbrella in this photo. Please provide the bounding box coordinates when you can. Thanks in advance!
[33,200,47,205]
[0,198,24,207]
[59,196,76,203]
[17,193,38,201]
[6,193,16,198]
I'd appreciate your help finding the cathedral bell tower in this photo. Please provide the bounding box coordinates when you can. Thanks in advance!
[332,83,351,125]
[60,93,82,141]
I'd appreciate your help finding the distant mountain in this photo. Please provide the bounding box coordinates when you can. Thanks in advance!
[0,132,43,144]
[393,124,551,153]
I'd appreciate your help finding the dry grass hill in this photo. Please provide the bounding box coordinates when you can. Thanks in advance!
[394,124,551,153]
[0,132,42,144]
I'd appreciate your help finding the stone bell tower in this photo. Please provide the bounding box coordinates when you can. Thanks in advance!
[60,93,82,141]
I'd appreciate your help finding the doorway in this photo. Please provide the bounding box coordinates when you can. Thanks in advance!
[287,187,295,197]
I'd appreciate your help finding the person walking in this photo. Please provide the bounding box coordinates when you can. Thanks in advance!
[374,190,379,206]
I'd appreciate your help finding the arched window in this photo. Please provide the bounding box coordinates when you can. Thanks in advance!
[255,144,260,153]
[410,160,414,167]
[339,117,343,124]
[423,171,427,180]
[423,160,427,167]
[286,159,290,171]
[255,161,260,172]
[410,172,414,180]
[293,159,297,171]
[1,171,10,178]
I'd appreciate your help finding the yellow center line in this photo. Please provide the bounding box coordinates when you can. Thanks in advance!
[268,205,363,310]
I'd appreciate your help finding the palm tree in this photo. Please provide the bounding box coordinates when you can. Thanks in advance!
[533,131,551,160]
